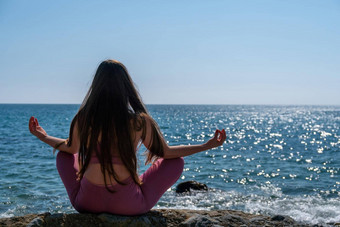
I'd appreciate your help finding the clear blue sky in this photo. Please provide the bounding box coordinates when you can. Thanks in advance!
[1,0,339,105]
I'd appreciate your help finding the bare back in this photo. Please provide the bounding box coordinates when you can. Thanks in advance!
[83,124,144,186]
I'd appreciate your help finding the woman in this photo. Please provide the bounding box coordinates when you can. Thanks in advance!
[29,59,226,215]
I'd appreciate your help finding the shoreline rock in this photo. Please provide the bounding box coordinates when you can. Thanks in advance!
[0,209,311,226]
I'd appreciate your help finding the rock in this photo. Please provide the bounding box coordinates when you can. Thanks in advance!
[271,214,286,221]
[271,214,296,225]
[218,214,249,226]
[97,212,165,226]
[176,181,208,193]
[0,213,48,227]
[180,214,220,227]
[26,217,44,227]
[250,217,268,225]
[0,209,311,227]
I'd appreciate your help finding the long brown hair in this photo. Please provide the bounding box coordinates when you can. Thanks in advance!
[67,60,164,192]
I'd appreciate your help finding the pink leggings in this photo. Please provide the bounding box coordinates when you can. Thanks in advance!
[56,151,184,215]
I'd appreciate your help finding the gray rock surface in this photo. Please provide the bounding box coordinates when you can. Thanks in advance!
[0,209,311,226]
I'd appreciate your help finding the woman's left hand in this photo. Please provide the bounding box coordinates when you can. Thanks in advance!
[205,129,226,149]
[29,116,47,140]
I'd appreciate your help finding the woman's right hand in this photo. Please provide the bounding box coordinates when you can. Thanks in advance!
[205,129,226,149]
[29,116,47,140]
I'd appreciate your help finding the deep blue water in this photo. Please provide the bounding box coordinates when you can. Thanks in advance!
[0,104,339,224]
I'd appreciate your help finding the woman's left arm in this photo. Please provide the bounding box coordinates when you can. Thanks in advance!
[29,116,79,154]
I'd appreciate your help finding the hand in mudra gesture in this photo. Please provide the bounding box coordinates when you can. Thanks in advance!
[29,116,47,139]
[205,129,226,149]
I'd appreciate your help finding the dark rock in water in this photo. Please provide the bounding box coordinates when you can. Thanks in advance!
[0,209,311,227]
[176,181,208,193]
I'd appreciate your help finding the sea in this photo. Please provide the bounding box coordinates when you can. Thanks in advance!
[0,104,339,225]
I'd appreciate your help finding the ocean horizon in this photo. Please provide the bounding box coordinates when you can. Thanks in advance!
[1,103,340,106]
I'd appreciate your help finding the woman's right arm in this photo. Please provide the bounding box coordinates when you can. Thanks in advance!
[142,115,226,159]
[29,116,79,154]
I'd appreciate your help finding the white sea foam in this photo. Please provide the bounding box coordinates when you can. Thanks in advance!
[244,195,340,225]
[0,206,27,218]
[157,188,340,225]
[0,209,15,218]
